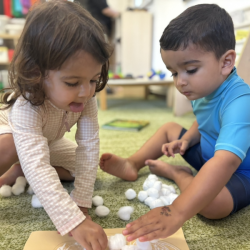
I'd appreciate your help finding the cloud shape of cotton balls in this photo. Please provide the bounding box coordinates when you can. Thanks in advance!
[108,234,126,250]
[118,206,134,221]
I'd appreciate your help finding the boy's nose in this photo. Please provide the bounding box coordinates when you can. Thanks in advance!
[176,76,187,87]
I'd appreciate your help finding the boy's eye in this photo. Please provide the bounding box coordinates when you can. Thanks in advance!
[171,73,178,77]
[65,82,78,87]
[187,68,197,74]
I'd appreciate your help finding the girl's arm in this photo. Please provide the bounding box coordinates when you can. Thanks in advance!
[9,97,85,236]
[71,97,99,208]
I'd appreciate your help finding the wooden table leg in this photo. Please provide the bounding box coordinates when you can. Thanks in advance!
[99,88,107,110]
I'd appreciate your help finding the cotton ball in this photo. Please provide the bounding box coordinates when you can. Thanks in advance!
[122,245,137,250]
[12,183,25,195]
[31,195,43,208]
[152,181,162,192]
[168,185,176,194]
[168,193,178,204]
[147,174,158,181]
[149,199,164,210]
[147,188,160,199]
[138,191,148,202]
[92,195,104,206]
[117,206,134,221]
[136,239,152,250]
[150,239,159,243]
[26,185,34,195]
[143,178,157,191]
[144,197,156,207]
[108,234,126,250]
[15,176,27,186]
[160,188,171,197]
[0,185,12,197]
[125,189,136,200]
[159,196,171,206]
[95,205,110,217]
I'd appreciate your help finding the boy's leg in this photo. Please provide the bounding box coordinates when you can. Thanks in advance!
[100,122,184,181]
[0,134,23,187]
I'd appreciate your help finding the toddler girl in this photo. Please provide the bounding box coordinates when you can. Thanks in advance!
[0,1,112,249]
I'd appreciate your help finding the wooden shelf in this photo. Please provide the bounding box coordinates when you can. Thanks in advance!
[0,33,20,39]
[0,62,10,66]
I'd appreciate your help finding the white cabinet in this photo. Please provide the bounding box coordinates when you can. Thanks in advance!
[115,11,152,76]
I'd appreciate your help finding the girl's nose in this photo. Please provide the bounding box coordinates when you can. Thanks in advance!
[78,83,91,97]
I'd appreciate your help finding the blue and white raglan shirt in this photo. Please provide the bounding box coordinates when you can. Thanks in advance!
[192,67,250,178]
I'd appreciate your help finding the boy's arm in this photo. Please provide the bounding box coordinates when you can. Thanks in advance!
[180,120,200,147]
[174,150,240,221]
[124,149,241,241]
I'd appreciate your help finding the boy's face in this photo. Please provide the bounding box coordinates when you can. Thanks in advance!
[161,44,227,100]
[44,50,102,112]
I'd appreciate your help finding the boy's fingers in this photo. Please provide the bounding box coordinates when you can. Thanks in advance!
[138,229,161,242]
[126,224,159,242]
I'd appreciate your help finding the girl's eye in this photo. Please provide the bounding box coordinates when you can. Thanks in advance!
[90,79,99,84]
[187,68,197,74]
[65,82,78,87]
[171,73,178,77]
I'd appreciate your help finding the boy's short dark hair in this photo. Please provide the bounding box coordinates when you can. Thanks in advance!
[160,4,235,59]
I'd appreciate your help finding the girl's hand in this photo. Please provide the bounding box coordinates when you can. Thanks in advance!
[162,140,189,157]
[122,205,184,242]
[71,219,108,250]
[79,206,92,220]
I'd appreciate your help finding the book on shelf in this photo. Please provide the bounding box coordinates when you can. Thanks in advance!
[101,119,150,132]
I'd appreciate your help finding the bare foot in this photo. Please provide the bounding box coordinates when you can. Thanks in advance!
[146,159,193,181]
[99,153,138,181]
[0,164,24,187]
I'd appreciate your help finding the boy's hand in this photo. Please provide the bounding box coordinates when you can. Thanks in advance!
[162,139,189,157]
[71,219,108,250]
[122,205,184,242]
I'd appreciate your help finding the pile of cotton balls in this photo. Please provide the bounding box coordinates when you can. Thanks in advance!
[138,174,178,209]
[123,174,178,210]
[92,195,110,217]
[0,176,28,197]
[0,176,44,208]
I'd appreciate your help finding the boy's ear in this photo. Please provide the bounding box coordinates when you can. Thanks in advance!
[221,50,236,76]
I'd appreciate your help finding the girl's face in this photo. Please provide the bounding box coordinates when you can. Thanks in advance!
[44,50,102,112]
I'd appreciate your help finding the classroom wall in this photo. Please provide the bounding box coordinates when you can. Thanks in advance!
[147,0,250,75]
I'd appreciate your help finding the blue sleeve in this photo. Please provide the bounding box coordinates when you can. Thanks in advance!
[91,0,108,11]
[215,94,250,160]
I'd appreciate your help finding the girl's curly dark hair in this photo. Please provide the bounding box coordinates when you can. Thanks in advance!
[1,0,113,110]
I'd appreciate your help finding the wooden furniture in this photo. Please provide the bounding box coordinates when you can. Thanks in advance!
[98,78,174,110]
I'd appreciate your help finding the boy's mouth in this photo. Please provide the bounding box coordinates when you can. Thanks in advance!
[69,102,84,112]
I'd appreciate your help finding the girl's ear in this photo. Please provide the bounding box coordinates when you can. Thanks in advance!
[221,49,236,76]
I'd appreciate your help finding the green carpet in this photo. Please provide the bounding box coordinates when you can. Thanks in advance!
[1,97,250,250]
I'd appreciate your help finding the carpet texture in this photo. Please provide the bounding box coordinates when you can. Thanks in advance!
[1,97,250,250]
